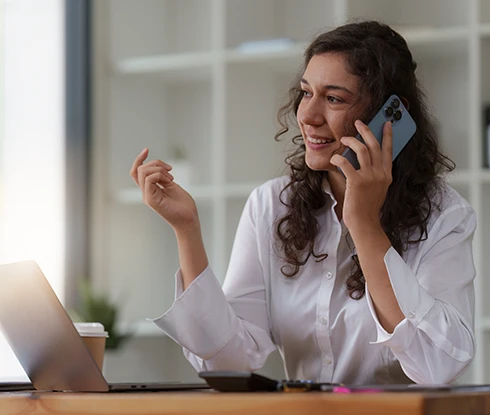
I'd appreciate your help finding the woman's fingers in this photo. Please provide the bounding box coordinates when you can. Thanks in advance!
[138,164,173,195]
[146,159,173,172]
[139,165,174,181]
[130,148,174,188]
[330,153,356,178]
[130,148,149,185]
[354,120,382,168]
[340,135,372,170]
[144,171,174,202]
[381,121,393,172]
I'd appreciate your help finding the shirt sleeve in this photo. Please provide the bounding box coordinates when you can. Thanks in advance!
[365,204,476,384]
[149,189,276,372]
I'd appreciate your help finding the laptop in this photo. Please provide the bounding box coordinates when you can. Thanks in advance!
[0,260,210,392]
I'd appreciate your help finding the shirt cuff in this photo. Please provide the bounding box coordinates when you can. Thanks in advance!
[367,247,435,351]
[147,266,239,360]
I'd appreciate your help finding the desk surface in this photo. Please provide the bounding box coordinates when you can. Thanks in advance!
[2,390,490,415]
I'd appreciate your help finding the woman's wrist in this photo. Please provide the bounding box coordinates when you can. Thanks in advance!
[346,216,383,239]
[349,221,390,256]
[174,220,209,290]
[173,216,201,239]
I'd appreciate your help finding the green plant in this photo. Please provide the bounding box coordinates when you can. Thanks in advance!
[71,279,131,350]
[170,145,187,160]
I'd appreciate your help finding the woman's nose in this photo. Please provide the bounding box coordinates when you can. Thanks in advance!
[299,99,325,126]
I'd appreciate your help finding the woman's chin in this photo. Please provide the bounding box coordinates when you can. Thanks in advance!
[305,147,344,172]
[305,156,335,172]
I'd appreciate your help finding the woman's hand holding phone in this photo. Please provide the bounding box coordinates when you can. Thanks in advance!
[330,120,393,234]
[130,148,200,233]
[330,94,416,233]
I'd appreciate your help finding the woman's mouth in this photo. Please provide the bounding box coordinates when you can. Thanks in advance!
[306,135,336,149]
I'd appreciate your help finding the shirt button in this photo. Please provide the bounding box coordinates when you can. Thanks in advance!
[319,317,328,325]
[324,358,332,365]
[326,272,333,279]
[407,311,416,319]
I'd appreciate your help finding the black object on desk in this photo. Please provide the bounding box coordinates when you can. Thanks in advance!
[199,371,490,394]
[198,371,338,392]
[0,382,34,392]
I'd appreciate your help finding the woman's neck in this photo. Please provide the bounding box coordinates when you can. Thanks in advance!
[326,170,347,221]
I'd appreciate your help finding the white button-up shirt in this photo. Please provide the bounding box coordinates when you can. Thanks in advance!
[153,176,476,385]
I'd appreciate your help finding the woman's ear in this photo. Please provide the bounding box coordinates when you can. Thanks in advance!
[400,96,410,110]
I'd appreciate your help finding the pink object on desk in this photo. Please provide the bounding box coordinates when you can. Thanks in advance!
[333,386,382,394]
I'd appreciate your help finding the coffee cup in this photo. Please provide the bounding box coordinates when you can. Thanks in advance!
[73,322,109,371]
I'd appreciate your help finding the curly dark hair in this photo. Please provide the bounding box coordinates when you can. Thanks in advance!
[274,20,455,299]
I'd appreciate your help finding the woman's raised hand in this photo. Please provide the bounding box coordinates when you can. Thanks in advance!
[330,120,393,233]
[130,148,199,232]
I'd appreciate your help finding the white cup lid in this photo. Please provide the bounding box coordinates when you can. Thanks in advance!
[74,322,109,338]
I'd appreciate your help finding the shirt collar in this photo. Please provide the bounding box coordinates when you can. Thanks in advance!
[322,175,337,205]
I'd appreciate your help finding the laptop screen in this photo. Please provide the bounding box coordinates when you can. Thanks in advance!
[0,261,109,391]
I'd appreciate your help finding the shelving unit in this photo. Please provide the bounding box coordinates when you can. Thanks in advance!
[91,0,490,383]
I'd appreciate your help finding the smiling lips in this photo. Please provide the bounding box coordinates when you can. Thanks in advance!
[306,135,336,149]
[308,136,334,144]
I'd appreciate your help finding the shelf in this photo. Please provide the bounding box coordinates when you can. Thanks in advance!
[112,52,214,82]
[227,26,472,68]
[224,0,337,50]
[446,169,471,185]
[481,169,490,183]
[399,25,467,43]
[108,0,213,61]
[446,169,490,184]
[116,172,490,204]
[115,186,215,204]
[481,24,490,38]
[115,182,262,204]
[117,320,167,338]
[111,25,468,78]
[400,26,468,60]
[225,42,305,64]
[478,317,490,331]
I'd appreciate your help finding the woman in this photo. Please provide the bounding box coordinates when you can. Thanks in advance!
[130,21,476,385]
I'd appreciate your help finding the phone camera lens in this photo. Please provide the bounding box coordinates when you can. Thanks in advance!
[392,99,400,108]
[385,107,394,117]
[394,110,402,121]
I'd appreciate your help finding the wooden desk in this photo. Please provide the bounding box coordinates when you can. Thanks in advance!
[1,390,490,415]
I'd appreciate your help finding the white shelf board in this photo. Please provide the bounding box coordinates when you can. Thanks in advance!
[116,174,485,203]
[478,317,490,331]
[114,189,142,204]
[223,27,467,70]
[117,320,167,337]
[115,186,216,204]
[443,169,490,185]
[225,42,306,64]
[480,169,490,183]
[112,51,214,83]
[114,51,214,74]
[480,23,490,37]
[115,182,265,204]
[399,26,468,44]
[447,169,471,185]
[225,42,306,75]
[401,26,468,61]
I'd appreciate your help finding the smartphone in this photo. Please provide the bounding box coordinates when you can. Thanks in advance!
[340,94,417,171]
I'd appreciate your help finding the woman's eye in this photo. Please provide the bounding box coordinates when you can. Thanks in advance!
[301,90,312,98]
[327,95,342,103]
